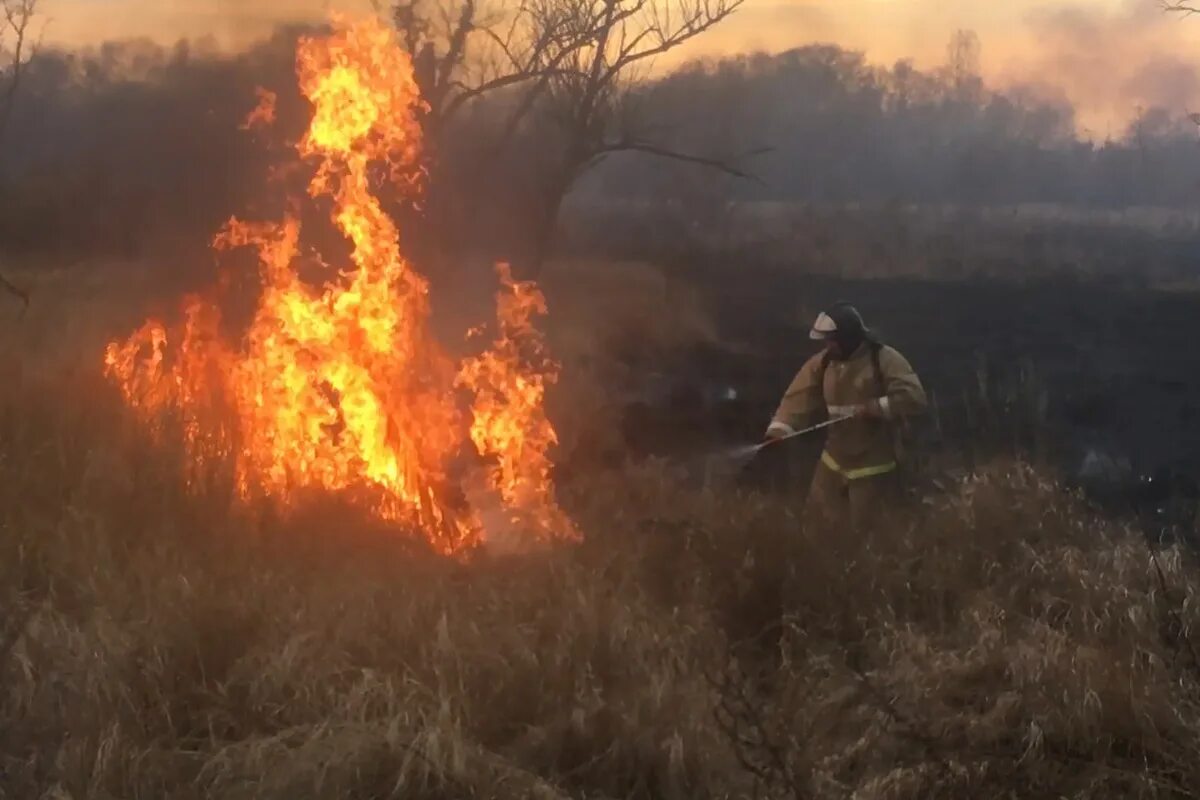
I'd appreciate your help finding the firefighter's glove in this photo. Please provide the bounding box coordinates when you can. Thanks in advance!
[763,426,788,443]
[859,398,890,419]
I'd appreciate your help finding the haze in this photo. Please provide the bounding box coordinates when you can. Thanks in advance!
[6,1,1200,794]
[49,0,1200,136]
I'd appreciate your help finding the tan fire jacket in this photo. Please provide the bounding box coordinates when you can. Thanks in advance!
[768,342,928,479]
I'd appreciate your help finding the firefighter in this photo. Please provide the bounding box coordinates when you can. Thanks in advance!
[765,303,927,539]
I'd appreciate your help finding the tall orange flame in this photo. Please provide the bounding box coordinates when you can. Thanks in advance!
[103,17,575,555]
[457,263,577,541]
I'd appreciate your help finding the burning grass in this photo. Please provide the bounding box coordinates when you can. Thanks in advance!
[103,18,574,556]
[3,330,1200,797]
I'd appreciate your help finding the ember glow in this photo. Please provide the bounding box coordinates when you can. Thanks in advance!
[103,17,576,555]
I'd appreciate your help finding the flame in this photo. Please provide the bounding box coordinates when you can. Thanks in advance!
[103,17,574,555]
[241,88,277,131]
[457,264,578,541]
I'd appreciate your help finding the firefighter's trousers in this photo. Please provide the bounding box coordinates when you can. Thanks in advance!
[804,459,899,545]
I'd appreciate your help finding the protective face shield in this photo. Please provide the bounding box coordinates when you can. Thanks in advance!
[811,303,868,359]
[809,312,838,341]
[809,303,867,356]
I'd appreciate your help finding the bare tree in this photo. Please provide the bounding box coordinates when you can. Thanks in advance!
[517,0,752,274]
[1160,4,1200,141]
[392,0,585,138]
[388,0,596,270]
[0,0,37,141]
[392,0,753,276]
[944,28,982,104]
[0,0,37,309]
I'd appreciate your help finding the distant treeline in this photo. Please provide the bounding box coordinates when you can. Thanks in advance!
[2,29,1199,260]
[583,46,1200,210]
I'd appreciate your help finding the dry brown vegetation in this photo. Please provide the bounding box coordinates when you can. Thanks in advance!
[2,264,1200,799]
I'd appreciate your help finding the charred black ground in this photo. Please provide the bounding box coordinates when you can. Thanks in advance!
[612,264,1200,527]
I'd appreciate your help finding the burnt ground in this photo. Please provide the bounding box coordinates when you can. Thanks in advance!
[618,268,1200,519]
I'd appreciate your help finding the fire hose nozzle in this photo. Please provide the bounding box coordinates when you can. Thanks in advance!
[758,414,853,451]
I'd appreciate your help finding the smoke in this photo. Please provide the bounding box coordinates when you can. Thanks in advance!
[686,1,837,59]
[50,0,374,48]
[0,28,313,258]
[1010,0,1200,136]
[664,0,1200,138]
[45,0,1200,139]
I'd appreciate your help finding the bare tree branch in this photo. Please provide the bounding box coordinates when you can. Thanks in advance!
[591,139,768,181]
[507,0,748,272]
[435,0,475,98]
[601,0,739,84]
[0,0,38,307]
[396,0,599,132]
[443,10,595,133]
[392,0,748,275]
[0,270,29,310]
[0,0,39,142]
[1163,1,1200,15]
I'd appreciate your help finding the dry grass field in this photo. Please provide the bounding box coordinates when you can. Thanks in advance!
[2,261,1200,799]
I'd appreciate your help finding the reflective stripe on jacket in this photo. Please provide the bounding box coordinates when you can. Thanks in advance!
[769,342,927,479]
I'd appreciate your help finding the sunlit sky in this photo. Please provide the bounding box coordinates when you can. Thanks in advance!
[47,0,1200,136]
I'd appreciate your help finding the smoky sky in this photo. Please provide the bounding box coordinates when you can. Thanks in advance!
[690,0,1200,135]
[44,0,1200,135]
[997,0,1200,135]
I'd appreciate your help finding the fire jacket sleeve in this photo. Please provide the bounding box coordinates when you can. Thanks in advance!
[767,354,825,436]
[873,346,928,420]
